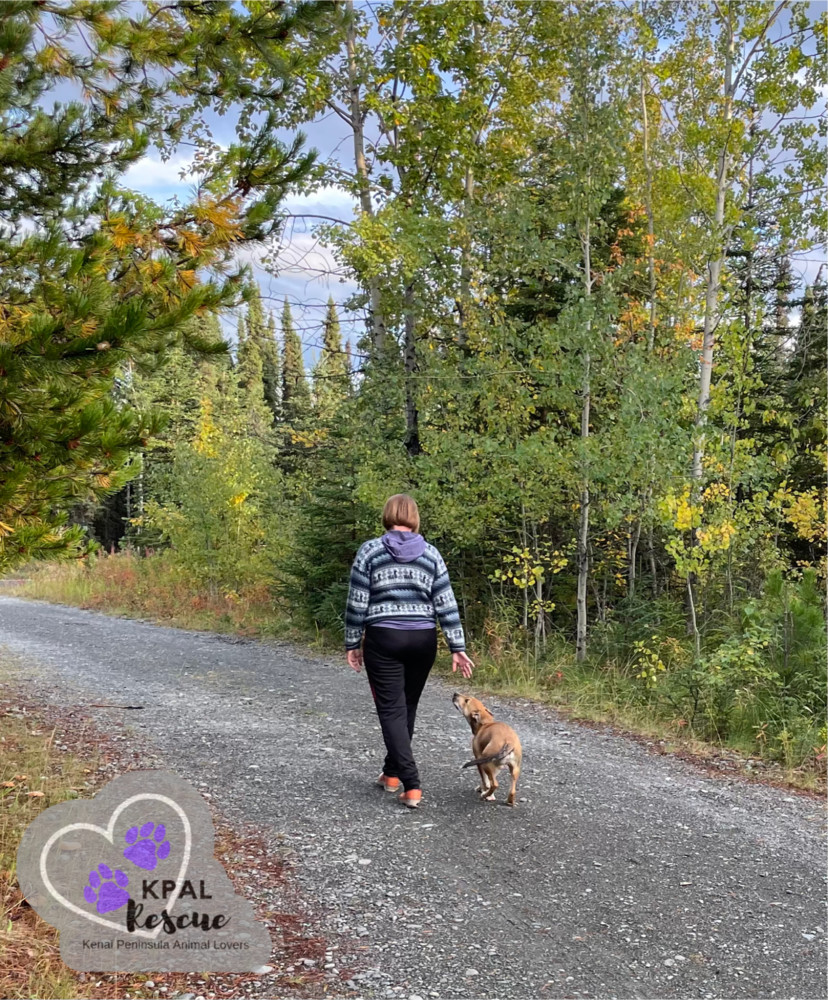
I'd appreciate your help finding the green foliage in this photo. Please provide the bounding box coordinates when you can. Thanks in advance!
[140,375,283,594]
[277,422,374,634]
[651,572,826,752]
[238,286,281,431]
[9,1,825,774]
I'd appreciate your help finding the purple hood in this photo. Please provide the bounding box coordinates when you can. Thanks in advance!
[381,530,426,563]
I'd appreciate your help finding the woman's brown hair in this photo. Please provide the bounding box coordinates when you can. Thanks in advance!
[382,494,420,532]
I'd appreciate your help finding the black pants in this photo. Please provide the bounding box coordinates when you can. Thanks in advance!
[363,625,438,791]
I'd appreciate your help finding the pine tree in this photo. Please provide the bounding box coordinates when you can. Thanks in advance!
[313,298,349,423]
[0,1,333,572]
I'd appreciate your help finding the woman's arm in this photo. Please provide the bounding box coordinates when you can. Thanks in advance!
[431,552,474,677]
[431,550,467,653]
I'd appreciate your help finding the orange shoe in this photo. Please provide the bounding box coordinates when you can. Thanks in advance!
[399,789,422,808]
[376,774,401,793]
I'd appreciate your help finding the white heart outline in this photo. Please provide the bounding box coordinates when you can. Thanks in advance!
[39,793,192,939]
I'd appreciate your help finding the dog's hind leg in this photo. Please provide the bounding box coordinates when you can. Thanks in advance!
[481,765,497,801]
[506,761,520,807]
[476,764,488,795]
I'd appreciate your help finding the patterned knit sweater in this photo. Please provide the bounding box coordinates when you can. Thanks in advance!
[345,537,466,652]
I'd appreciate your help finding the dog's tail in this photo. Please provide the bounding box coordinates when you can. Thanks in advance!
[461,744,513,769]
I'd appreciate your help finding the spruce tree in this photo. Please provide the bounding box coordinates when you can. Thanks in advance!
[236,315,247,358]
[280,299,312,429]
[93,313,227,550]
[277,414,373,632]
[238,290,266,393]
[236,306,273,444]
[313,297,350,423]
[262,311,282,423]
[785,279,827,495]
[238,290,281,430]
[142,362,283,595]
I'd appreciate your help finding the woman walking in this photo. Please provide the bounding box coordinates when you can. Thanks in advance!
[345,494,474,808]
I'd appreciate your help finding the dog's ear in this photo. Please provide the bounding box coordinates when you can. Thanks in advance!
[470,710,480,726]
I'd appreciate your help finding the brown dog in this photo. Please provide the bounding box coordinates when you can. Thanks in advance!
[452,693,522,807]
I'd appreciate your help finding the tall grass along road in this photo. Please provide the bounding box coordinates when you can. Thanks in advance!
[1,596,825,1000]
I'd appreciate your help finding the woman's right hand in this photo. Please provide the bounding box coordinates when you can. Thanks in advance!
[347,648,363,672]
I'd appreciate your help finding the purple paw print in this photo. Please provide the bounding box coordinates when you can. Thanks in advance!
[123,821,170,871]
[83,863,129,914]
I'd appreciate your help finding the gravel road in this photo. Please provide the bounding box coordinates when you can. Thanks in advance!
[1,596,825,1000]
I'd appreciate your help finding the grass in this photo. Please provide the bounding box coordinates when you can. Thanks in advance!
[14,551,295,640]
[10,553,826,795]
[436,646,826,792]
[433,645,683,744]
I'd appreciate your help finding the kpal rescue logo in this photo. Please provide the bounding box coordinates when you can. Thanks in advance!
[16,770,271,971]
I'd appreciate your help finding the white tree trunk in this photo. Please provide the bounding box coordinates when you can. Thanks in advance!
[691,10,734,482]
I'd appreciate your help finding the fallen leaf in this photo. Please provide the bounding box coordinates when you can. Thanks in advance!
[27,790,45,798]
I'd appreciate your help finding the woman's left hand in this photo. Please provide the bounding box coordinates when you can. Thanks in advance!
[452,651,475,679]
[347,649,363,672]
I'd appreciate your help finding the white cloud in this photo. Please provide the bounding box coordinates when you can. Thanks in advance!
[236,230,349,288]
[124,158,358,316]
[282,185,356,218]
[122,153,198,193]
